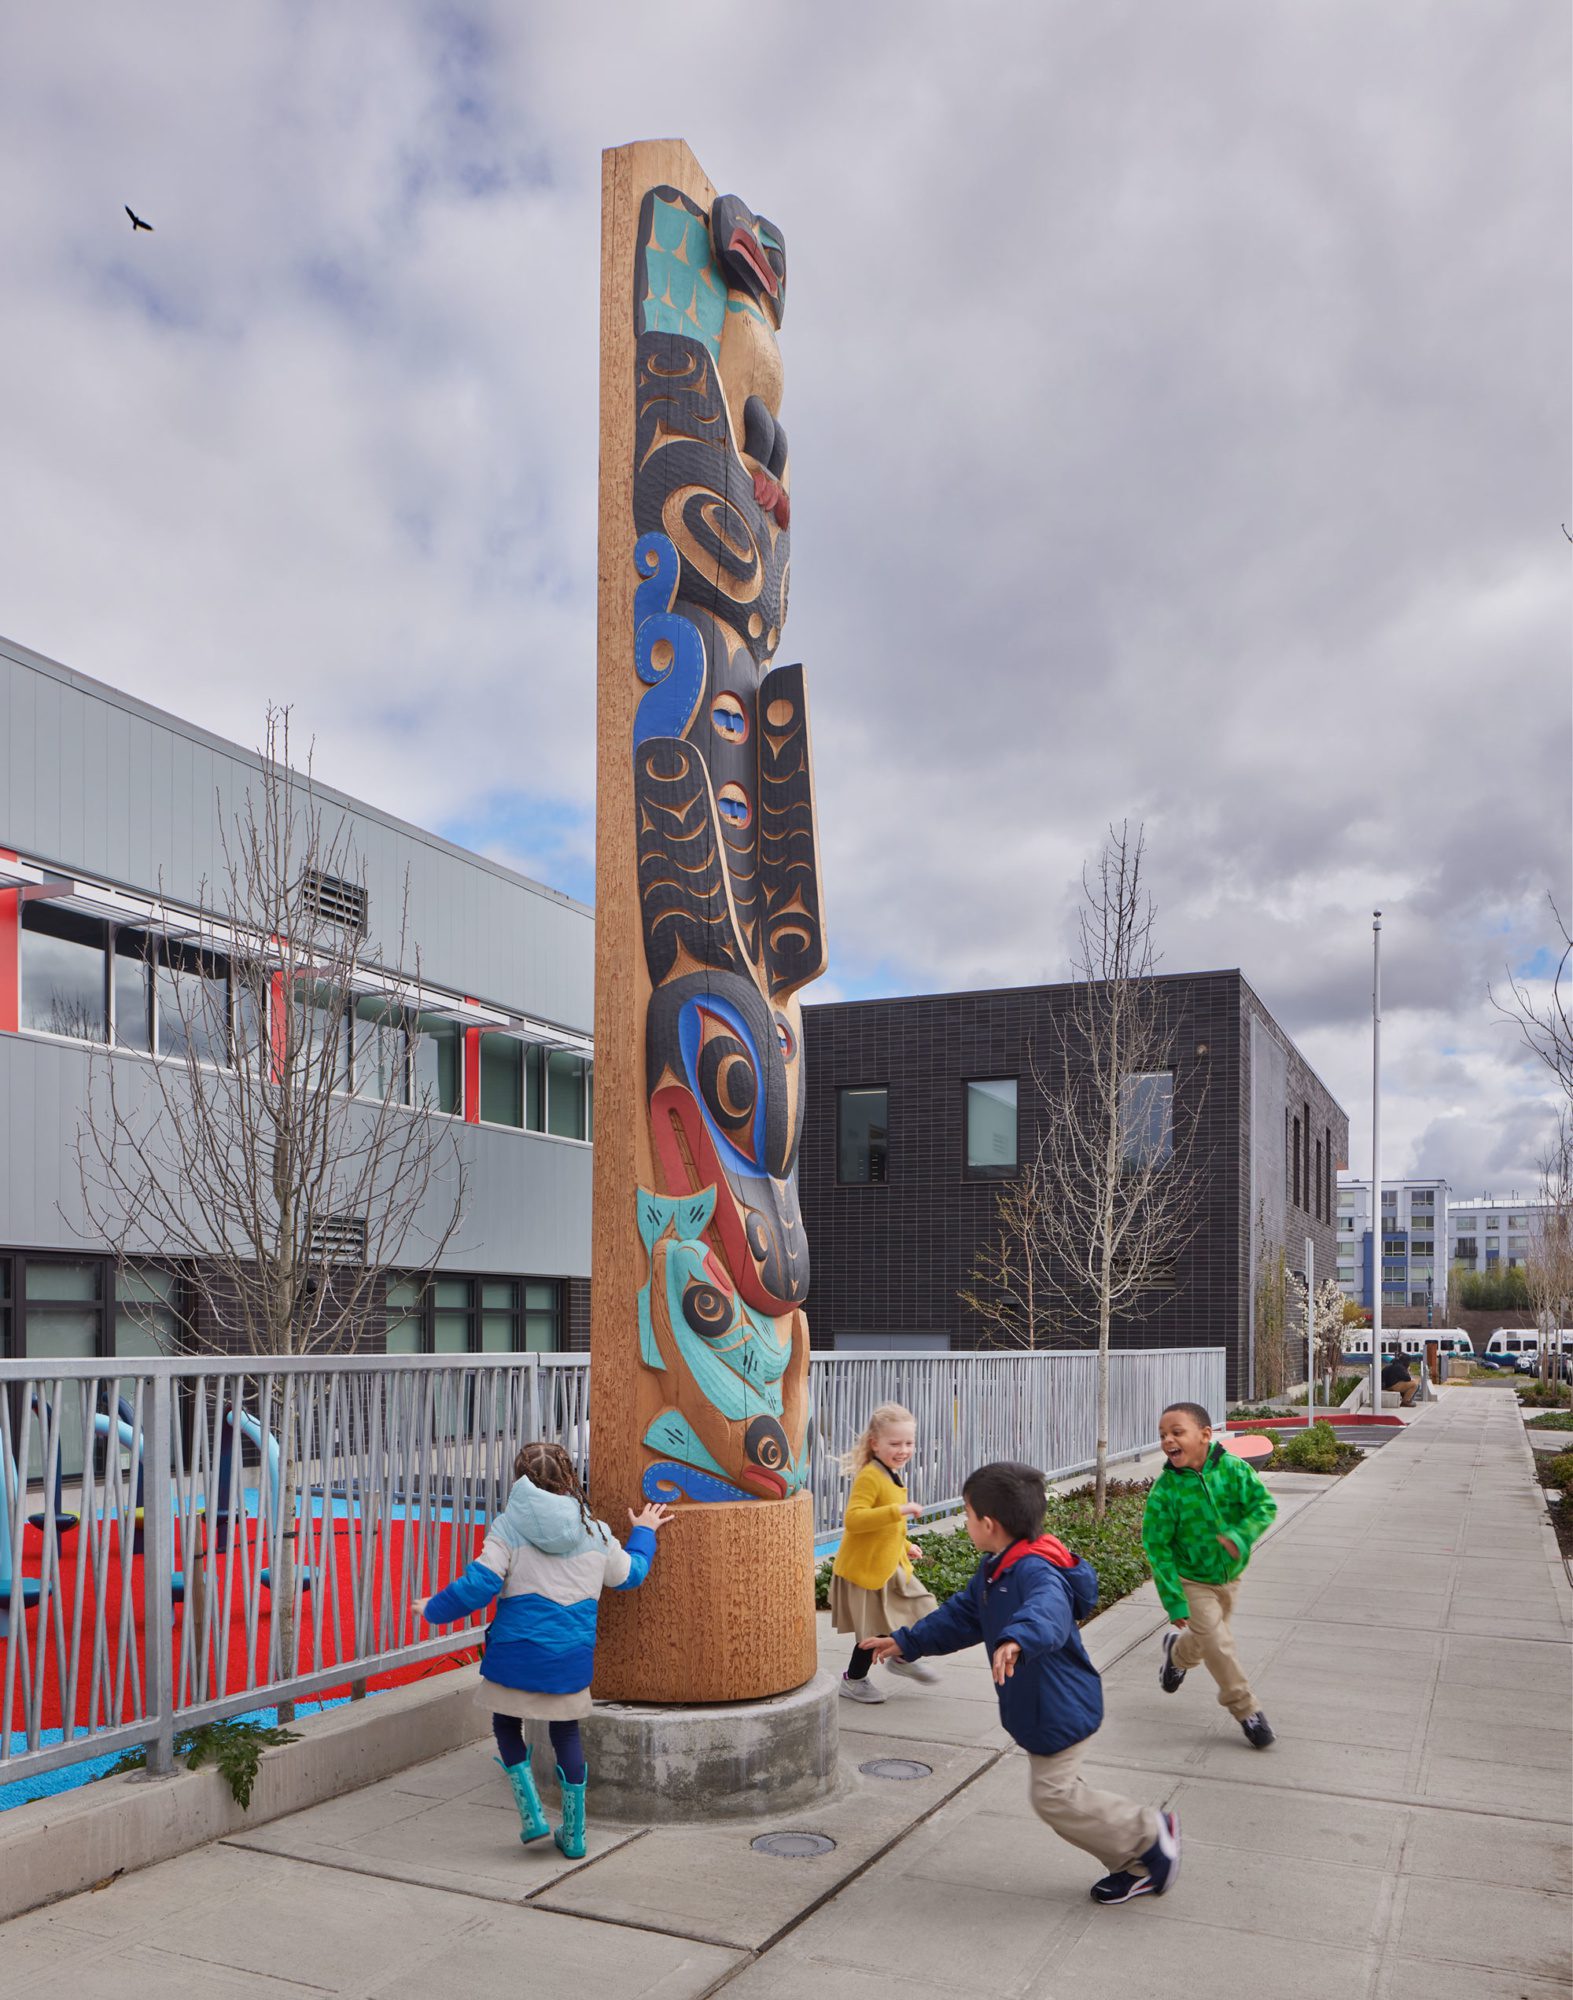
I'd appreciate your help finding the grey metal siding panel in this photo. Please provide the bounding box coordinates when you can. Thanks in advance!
[0,1036,592,1278]
[0,641,593,1033]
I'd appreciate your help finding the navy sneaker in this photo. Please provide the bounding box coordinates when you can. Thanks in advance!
[1138,1810,1182,1896]
[1158,1629,1186,1693]
[1089,1869,1153,1905]
[1240,1711,1275,1749]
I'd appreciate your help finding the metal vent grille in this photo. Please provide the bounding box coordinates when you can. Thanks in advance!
[310,1215,368,1263]
[303,870,368,934]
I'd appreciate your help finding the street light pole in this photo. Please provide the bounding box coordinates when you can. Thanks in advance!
[1370,911,1383,1415]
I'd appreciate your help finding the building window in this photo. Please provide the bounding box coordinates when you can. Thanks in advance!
[157,941,231,1066]
[1292,1117,1302,1207]
[547,1052,589,1141]
[965,1079,1018,1177]
[1454,1214,1476,1230]
[1315,1139,1324,1220]
[385,1273,562,1352]
[1121,1072,1174,1170]
[838,1087,888,1184]
[414,1015,462,1115]
[20,904,108,1041]
[116,1267,181,1355]
[113,931,153,1052]
[480,1034,525,1127]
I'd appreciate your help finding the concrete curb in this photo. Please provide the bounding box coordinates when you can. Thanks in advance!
[0,1670,489,1925]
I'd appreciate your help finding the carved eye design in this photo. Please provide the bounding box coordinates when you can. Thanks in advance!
[696,1006,759,1164]
[774,1013,795,1060]
[745,1414,790,1471]
[711,693,749,744]
[716,782,751,830]
[682,1281,733,1342]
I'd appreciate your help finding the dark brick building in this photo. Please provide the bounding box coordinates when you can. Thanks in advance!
[799,971,1347,1398]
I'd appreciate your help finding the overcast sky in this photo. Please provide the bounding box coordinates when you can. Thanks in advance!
[1,2,1567,1197]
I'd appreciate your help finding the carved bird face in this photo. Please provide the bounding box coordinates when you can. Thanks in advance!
[711,194,786,327]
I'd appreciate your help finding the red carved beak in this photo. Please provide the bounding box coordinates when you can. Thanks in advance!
[742,1467,788,1499]
[727,226,779,299]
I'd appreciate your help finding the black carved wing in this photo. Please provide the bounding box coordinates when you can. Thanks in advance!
[635,737,749,986]
[756,664,826,1000]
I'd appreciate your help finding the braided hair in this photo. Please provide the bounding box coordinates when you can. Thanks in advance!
[513,1439,595,1538]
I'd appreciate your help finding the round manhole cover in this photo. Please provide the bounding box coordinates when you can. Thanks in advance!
[859,1758,933,1781]
[751,1831,836,1858]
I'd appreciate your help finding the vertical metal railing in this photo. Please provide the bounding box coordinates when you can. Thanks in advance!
[0,1345,1222,1789]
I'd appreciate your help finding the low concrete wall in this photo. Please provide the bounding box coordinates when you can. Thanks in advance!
[0,1671,489,1925]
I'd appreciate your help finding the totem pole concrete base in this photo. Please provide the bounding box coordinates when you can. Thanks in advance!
[521,1670,839,1824]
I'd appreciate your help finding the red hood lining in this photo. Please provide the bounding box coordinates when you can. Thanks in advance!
[989,1533,1076,1578]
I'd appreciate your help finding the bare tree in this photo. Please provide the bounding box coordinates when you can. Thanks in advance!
[959,1153,1058,1349]
[76,708,468,1709]
[1493,898,1573,1105]
[1031,824,1207,1516]
[1525,1110,1573,1384]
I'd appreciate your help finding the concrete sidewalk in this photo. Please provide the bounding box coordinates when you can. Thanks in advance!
[1,1389,1567,1998]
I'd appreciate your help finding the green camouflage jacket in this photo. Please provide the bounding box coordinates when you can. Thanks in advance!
[1140,1443,1277,1622]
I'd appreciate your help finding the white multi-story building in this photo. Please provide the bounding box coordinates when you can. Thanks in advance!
[1448,1196,1551,1275]
[1336,1175,1449,1313]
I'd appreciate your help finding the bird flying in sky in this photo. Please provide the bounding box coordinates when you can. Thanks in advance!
[125,206,153,232]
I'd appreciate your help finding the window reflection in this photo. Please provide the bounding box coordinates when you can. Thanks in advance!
[21,905,106,1040]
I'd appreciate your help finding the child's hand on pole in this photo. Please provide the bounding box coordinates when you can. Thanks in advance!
[860,1635,902,1664]
[991,1641,1021,1685]
[629,1503,673,1532]
[899,1502,923,1519]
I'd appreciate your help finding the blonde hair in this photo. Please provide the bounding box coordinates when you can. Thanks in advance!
[839,1402,916,1477]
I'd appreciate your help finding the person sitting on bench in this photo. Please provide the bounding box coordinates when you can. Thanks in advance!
[1380,1350,1418,1407]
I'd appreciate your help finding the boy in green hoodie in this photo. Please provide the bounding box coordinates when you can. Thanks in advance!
[1141,1402,1278,1749]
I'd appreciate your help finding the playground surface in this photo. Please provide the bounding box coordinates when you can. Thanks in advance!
[0,1386,1567,1998]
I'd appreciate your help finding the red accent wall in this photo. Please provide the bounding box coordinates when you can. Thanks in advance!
[0,851,19,1033]
[269,972,288,1083]
[463,1020,481,1124]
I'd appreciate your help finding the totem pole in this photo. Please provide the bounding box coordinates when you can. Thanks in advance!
[591,141,825,1703]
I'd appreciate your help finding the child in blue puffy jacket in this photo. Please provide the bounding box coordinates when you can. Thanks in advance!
[863,1461,1181,1907]
[423,1440,670,1859]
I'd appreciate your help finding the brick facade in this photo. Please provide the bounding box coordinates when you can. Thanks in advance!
[799,971,1348,1399]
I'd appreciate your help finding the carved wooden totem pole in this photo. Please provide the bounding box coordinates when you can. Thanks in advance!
[591,141,824,1702]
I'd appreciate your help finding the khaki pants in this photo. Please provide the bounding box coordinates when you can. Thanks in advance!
[1026,1734,1161,1874]
[1171,1577,1255,1720]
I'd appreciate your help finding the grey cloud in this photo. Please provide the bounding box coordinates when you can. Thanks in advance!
[0,0,1566,1194]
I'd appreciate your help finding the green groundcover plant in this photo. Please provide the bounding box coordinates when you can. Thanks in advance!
[815,1481,1153,1613]
[1526,1409,1573,1431]
[1263,1419,1360,1476]
[103,1718,300,1808]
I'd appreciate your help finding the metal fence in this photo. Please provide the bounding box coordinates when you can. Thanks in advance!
[1,1345,1221,1788]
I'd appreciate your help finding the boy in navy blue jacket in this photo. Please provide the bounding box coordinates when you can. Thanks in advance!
[863,1462,1181,1906]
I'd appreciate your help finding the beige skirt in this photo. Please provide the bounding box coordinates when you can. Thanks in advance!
[476,1681,593,1723]
[829,1567,939,1640]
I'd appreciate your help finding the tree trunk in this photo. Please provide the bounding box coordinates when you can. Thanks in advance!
[1094,1282,1111,1520]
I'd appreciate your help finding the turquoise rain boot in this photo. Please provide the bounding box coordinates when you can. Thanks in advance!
[496,1752,551,1845]
[554,1764,588,1860]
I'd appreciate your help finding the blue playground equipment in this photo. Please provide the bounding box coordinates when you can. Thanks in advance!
[25,1391,80,1538]
[0,1453,42,1640]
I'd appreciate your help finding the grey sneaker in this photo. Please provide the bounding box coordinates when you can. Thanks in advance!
[839,1674,886,1704]
[1240,1711,1275,1750]
[1158,1629,1186,1694]
[884,1657,939,1684]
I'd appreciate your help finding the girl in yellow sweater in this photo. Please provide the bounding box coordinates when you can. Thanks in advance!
[830,1402,940,1704]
